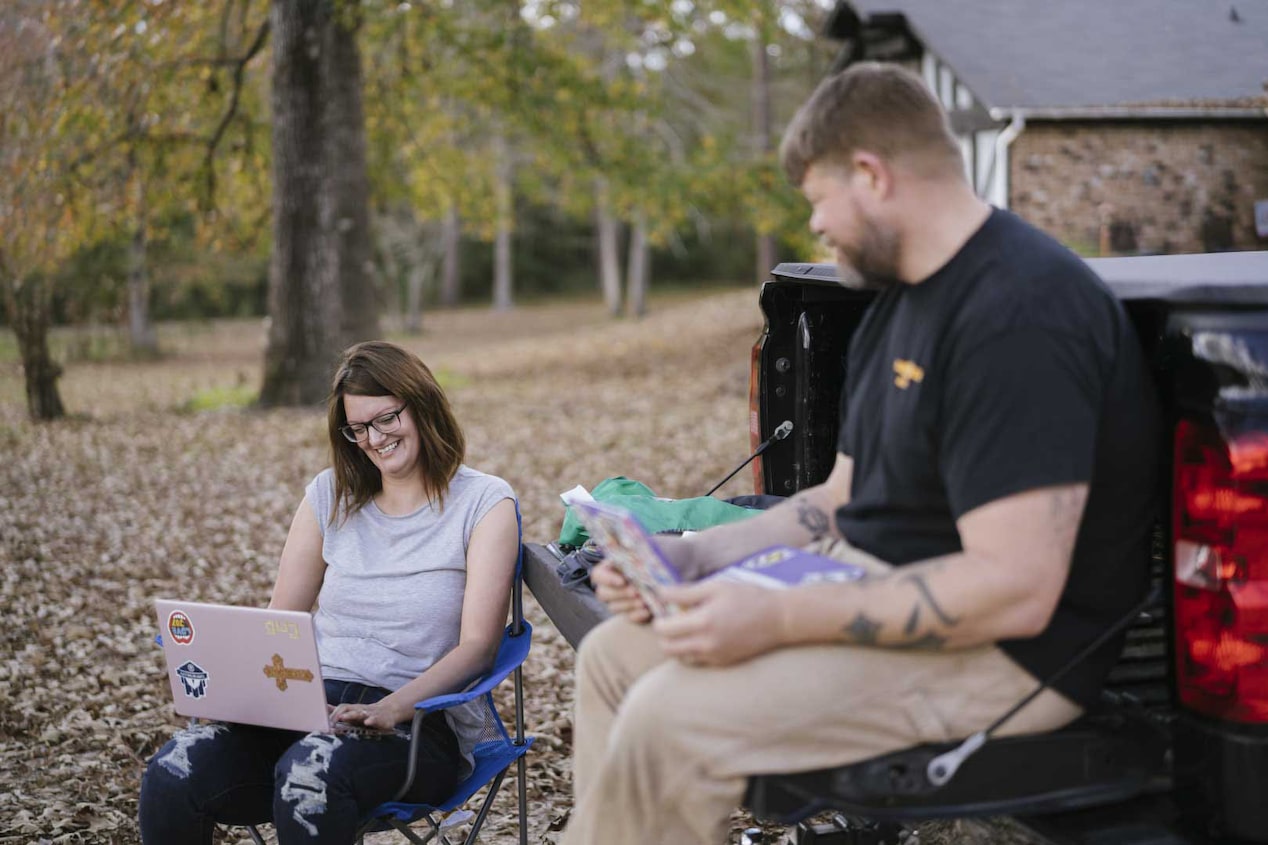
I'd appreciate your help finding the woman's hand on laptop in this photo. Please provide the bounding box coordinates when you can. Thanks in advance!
[592,561,652,624]
[329,697,411,733]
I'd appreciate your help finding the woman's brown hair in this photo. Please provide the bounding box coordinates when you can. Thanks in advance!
[326,341,465,522]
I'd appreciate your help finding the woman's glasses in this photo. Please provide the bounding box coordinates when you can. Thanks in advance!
[340,406,406,442]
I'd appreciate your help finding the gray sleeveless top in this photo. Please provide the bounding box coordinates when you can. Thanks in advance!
[305,465,515,771]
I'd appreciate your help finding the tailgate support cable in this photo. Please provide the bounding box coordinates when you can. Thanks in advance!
[927,583,1163,786]
[705,420,793,497]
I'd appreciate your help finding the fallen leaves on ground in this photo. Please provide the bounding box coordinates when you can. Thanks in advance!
[0,290,1041,844]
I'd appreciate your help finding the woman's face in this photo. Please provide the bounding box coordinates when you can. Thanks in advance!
[342,394,421,481]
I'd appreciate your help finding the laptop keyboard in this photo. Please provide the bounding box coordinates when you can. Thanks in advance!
[331,722,407,739]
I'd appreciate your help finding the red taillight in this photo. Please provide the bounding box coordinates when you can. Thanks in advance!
[1173,419,1268,723]
[749,340,764,495]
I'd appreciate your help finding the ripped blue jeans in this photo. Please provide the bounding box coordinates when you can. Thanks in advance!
[138,680,461,844]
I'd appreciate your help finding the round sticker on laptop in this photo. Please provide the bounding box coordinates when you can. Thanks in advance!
[167,610,195,645]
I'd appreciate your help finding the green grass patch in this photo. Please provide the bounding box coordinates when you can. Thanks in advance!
[1064,238,1103,258]
[0,325,151,364]
[183,384,258,412]
[433,368,469,391]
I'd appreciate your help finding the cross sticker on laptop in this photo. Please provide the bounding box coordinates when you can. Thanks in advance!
[263,653,314,691]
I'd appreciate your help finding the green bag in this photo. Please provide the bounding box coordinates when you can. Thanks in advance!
[557,476,760,547]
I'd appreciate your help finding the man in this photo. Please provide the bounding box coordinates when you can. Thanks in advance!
[561,62,1160,845]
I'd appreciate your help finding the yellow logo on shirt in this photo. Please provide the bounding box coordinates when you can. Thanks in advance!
[893,359,925,389]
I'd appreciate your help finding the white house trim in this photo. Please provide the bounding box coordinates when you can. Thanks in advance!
[921,51,1012,208]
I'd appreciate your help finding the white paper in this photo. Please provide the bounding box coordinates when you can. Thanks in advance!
[559,485,595,506]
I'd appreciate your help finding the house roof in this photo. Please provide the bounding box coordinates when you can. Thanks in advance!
[828,0,1268,117]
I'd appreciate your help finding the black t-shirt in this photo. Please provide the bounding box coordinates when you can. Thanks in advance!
[836,208,1161,708]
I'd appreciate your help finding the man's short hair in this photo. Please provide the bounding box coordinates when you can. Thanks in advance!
[780,62,964,186]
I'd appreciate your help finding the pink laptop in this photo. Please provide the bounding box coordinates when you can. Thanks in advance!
[154,599,331,732]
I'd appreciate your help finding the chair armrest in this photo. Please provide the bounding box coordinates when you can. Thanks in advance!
[414,622,533,713]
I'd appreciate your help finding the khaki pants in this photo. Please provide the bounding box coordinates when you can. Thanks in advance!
[561,540,1082,845]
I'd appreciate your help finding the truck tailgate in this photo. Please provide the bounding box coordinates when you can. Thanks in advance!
[523,543,609,649]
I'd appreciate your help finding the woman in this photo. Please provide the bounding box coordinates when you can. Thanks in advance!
[139,341,519,844]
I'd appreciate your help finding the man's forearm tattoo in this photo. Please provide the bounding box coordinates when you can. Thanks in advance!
[894,632,948,650]
[840,571,959,650]
[894,573,958,650]
[903,573,960,626]
[796,499,831,539]
[843,612,881,645]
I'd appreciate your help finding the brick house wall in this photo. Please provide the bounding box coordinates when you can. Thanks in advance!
[1009,121,1268,255]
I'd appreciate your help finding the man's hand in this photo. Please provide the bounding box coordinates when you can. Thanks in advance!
[653,579,786,667]
[592,561,653,624]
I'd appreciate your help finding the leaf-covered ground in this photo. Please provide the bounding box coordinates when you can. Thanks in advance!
[0,290,1041,844]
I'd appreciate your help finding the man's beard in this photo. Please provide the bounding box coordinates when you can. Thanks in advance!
[837,212,902,291]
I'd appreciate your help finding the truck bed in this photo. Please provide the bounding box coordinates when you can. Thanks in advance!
[523,543,608,650]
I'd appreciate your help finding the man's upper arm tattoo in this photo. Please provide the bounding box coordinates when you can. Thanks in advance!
[1049,486,1086,543]
[795,499,831,540]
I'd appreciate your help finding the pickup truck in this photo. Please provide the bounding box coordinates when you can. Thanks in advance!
[522,249,1268,845]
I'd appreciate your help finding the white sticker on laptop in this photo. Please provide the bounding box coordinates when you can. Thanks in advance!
[176,661,209,699]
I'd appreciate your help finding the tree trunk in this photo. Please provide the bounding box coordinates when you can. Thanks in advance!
[260,0,340,406]
[493,229,512,311]
[327,1,377,347]
[751,26,777,283]
[625,213,649,319]
[755,233,777,280]
[595,177,622,316]
[492,130,514,311]
[404,257,426,335]
[374,211,403,330]
[261,0,373,407]
[439,204,461,307]
[127,153,158,357]
[6,275,65,420]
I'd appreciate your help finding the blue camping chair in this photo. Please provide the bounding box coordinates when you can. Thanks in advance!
[359,613,533,845]
[244,505,534,845]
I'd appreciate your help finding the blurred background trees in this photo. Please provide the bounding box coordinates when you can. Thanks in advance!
[1,0,837,417]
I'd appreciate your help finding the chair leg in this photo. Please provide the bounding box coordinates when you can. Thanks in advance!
[388,816,442,845]
[245,824,268,845]
[514,659,529,845]
[462,769,509,845]
[517,754,528,845]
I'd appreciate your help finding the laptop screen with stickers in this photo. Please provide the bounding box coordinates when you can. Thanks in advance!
[154,599,330,732]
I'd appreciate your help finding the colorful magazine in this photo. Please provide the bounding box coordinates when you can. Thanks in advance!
[568,499,866,616]
[568,499,682,616]
[710,545,867,589]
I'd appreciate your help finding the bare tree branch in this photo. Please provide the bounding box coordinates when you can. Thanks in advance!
[200,16,271,206]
